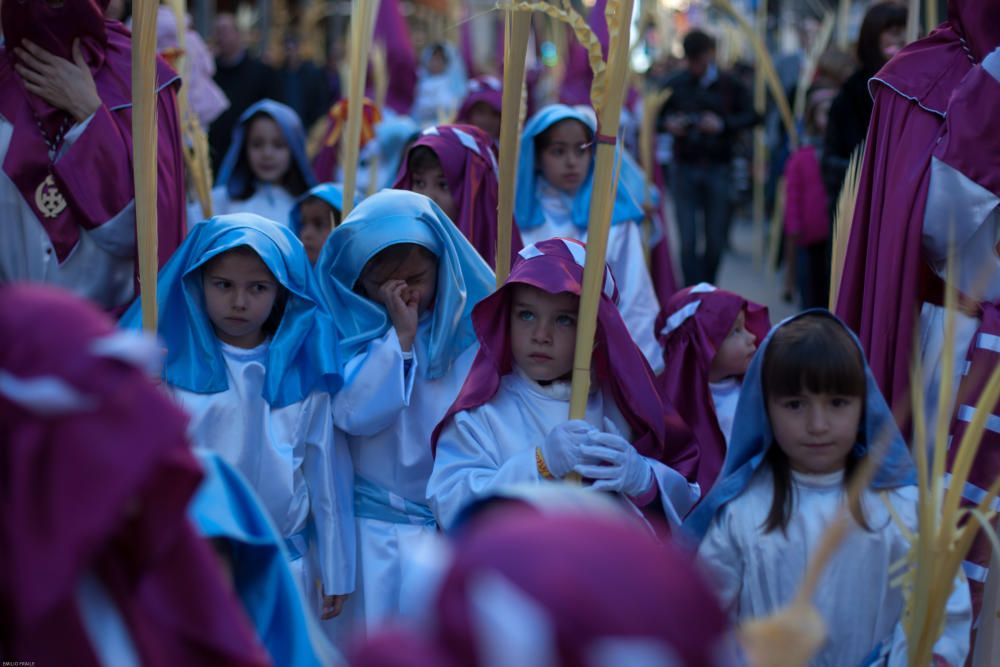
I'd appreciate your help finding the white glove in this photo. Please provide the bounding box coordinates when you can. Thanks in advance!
[540,419,597,478]
[575,418,654,497]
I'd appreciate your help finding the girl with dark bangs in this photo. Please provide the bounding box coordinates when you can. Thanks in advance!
[686,311,971,666]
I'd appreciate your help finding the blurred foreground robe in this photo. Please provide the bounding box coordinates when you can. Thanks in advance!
[0,0,186,311]
[0,285,269,667]
[834,0,1000,638]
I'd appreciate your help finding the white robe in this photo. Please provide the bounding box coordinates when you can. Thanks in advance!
[170,341,356,602]
[428,366,700,531]
[709,377,741,446]
[0,113,137,309]
[521,180,664,372]
[698,468,971,667]
[188,183,298,226]
[331,324,476,634]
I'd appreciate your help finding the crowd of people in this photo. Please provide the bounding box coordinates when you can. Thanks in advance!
[2,1,999,666]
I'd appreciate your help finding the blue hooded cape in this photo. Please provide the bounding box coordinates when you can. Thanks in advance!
[189,452,335,667]
[683,309,917,541]
[514,104,645,231]
[288,182,358,236]
[121,213,342,407]
[216,99,317,200]
[315,189,494,379]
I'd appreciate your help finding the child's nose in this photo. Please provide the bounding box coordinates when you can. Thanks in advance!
[806,406,829,433]
[532,321,553,343]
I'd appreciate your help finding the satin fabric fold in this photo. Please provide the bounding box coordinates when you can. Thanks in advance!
[121,213,342,407]
[190,451,332,667]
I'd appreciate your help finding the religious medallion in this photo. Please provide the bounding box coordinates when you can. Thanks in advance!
[35,174,67,219]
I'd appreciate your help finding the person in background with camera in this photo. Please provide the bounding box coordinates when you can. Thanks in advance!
[657,30,759,286]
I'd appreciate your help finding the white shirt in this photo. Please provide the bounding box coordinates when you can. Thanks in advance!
[709,377,742,446]
[171,340,355,595]
[333,325,477,505]
[428,366,700,531]
[698,467,971,666]
[189,183,298,226]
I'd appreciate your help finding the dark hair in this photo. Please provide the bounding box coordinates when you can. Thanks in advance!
[857,2,908,72]
[430,43,447,61]
[760,314,869,533]
[683,29,716,60]
[202,245,289,336]
[406,146,443,177]
[236,112,309,201]
[354,243,437,297]
[533,118,593,154]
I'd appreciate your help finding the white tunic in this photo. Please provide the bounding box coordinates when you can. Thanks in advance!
[0,113,137,309]
[521,180,664,372]
[709,378,741,446]
[171,341,356,599]
[698,468,971,667]
[331,324,476,633]
[918,163,1000,438]
[428,366,700,531]
[188,183,298,226]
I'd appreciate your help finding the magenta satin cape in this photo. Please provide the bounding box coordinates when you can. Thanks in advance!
[656,287,770,494]
[834,2,998,416]
[0,285,269,667]
[393,123,522,269]
[432,238,698,483]
[0,5,185,268]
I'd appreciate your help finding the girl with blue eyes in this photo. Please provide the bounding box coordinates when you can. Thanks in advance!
[428,238,701,532]
[687,311,971,666]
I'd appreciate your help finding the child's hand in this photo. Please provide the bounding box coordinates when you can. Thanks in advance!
[378,279,419,352]
[575,418,654,497]
[540,419,599,478]
[320,593,348,620]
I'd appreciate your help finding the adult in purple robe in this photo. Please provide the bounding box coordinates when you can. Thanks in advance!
[0,0,187,313]
[0,284,270,667]
[834,0,999,637]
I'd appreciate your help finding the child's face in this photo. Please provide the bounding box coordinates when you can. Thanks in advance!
[767,391,862,475]
[360,247,438,316]
[298,198,336,264]
[410,163,457,221]
[538,119,592,194]
[246,116,291,185]
[709,310,757,382]
[509,284,579,383]
[467,102,501,140]
[428,51,447,75]
[202,249,279,348]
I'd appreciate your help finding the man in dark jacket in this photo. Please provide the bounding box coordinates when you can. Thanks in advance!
[208,13,281,172]
[658,30,759,285]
